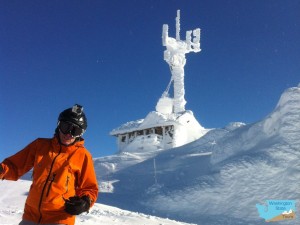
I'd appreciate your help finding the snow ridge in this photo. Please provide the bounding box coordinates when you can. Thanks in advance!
[210,86,300,165]
[95,85,300,225]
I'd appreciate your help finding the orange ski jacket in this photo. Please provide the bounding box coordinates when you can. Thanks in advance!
[0,136,98,225]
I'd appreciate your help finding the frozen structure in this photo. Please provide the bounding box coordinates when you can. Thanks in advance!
[110,10,208,152]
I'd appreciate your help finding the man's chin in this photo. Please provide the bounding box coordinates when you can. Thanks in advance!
[61,137,76,146]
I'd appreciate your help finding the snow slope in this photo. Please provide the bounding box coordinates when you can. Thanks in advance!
[95,84,300,225]
[0,180,195,225]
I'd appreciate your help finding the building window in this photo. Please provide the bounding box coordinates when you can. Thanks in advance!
[121,135,126,142]
[146,129,153,135]
[165,125,174,138]
[155,127,163,135]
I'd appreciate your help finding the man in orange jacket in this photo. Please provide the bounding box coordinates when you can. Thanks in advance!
[0,104,99,225]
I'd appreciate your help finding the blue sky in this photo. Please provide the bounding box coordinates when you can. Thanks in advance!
[1,0,299,160]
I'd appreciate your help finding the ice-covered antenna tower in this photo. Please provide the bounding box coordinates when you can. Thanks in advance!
[162,10,201,113]
[110,10,206,153]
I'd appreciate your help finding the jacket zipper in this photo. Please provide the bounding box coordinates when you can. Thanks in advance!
[38,146,62,224]
[46,173,56,197]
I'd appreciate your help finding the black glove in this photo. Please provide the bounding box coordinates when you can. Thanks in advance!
[64,196,90,215]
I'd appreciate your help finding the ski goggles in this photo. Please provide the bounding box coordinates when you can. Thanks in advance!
[58,121,84,138]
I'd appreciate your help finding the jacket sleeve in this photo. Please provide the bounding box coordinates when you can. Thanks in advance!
[76,151,99,207]
[0,140,37,180]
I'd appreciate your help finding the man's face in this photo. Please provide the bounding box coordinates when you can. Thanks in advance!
[59,130,76,145]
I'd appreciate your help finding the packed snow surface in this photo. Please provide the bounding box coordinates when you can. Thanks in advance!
[0,180,195,225]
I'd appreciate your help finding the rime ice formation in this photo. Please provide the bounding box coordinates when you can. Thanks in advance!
[110,10,207,152]
[162,10,200,113]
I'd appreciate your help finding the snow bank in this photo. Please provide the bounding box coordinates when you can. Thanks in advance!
[210,86,300,165]
[0,180,195,225]
[263,86,300,147]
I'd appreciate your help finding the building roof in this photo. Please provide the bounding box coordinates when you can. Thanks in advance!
[110,111,182,136]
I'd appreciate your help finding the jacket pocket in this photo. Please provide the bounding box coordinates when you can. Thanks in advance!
[60,166,76,200]
[64,175,70,194]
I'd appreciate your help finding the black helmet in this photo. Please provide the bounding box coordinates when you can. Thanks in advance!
[58,104,88,131]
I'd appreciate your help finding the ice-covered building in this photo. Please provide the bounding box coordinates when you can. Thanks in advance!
[110,10,208,152]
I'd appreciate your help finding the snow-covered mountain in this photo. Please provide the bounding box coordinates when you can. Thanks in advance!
[1,84,299,225]
[95,84,300,225]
